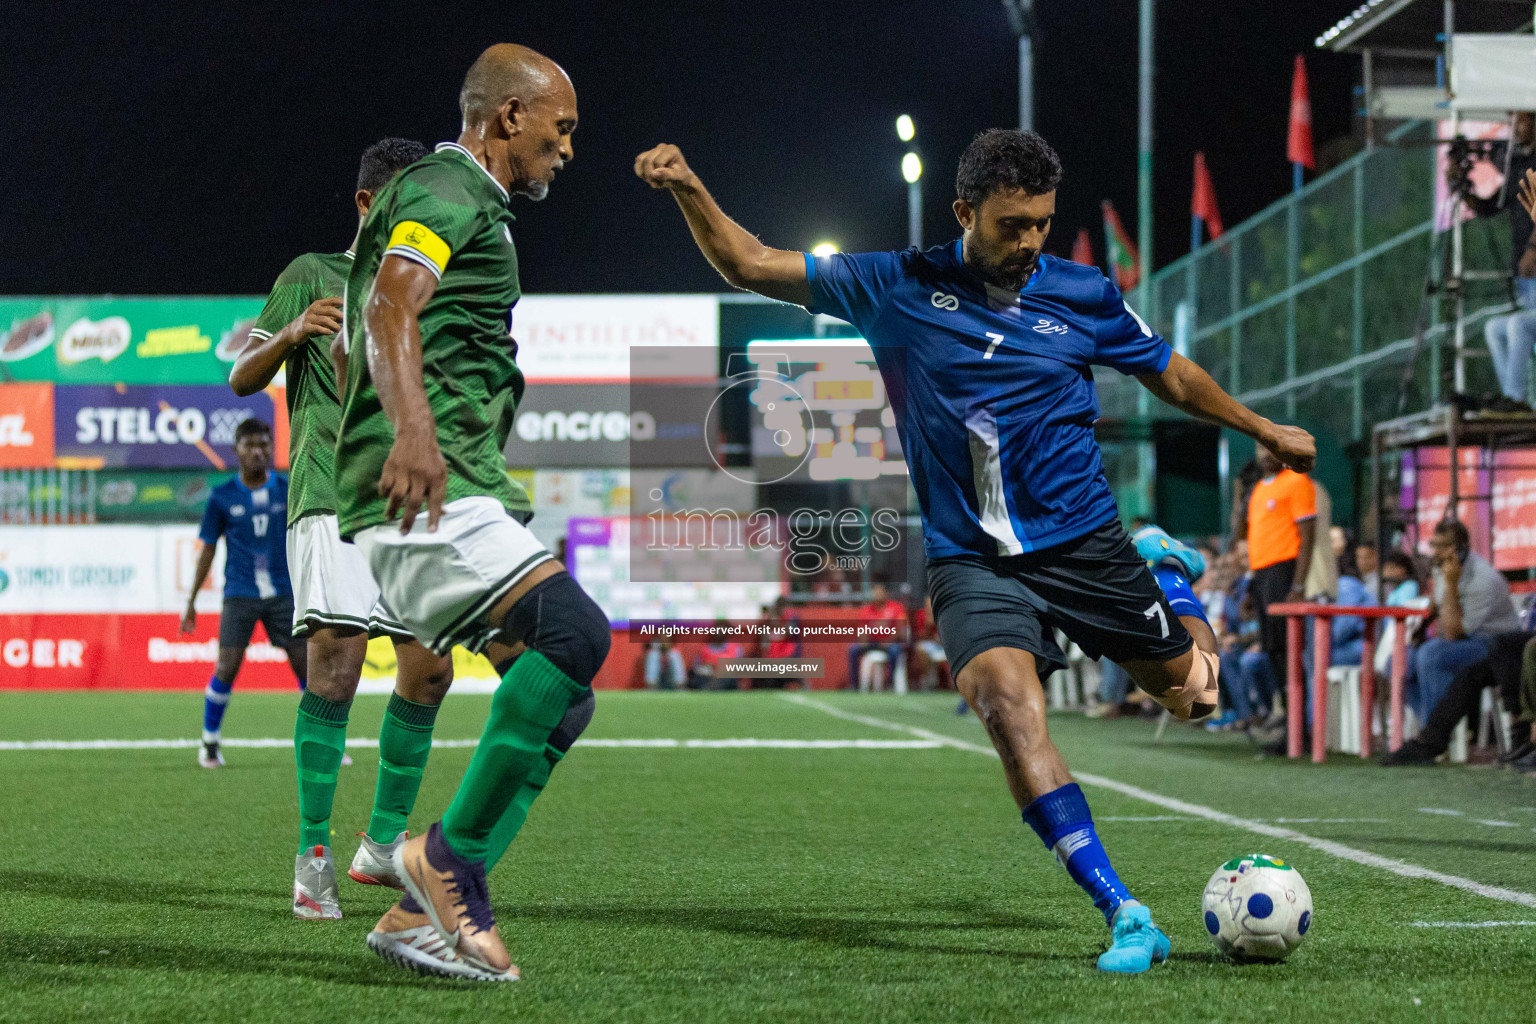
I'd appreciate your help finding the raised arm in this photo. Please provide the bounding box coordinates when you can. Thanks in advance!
[635,144,810,306]
[230,296,342,396]
[1138,352,1316,473]
[362,255,446,533]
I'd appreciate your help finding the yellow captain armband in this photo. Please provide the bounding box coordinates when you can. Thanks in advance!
[385,221,451,275]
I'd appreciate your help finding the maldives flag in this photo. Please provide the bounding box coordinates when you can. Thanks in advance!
[1287,54,1315,170]
[1192,151,1223,239]
[1101,200,1140,291]
[1070,227,1094,267]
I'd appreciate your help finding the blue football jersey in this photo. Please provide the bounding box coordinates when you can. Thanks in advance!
[805,242,1171,560]
[197,473,292,600]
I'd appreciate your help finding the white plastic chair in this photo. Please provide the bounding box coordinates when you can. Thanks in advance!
[856,649,907,694]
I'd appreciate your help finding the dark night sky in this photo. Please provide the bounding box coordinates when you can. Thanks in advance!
[3,1,1360,297]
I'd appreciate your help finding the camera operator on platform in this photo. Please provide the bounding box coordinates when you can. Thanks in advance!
[1459,113,1536,403]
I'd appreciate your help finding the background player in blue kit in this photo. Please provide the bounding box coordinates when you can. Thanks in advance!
[637,128,1316,973]
[181,418,307,766]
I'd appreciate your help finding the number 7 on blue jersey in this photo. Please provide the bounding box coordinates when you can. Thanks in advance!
[983,332,1004,359]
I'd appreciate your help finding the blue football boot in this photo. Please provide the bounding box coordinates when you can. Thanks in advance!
[1096,902,1170,974]
[1131,524,1206,584]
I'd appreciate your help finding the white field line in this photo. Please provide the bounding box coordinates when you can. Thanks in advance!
[1102,816,1391,824]
[0,736,940,752]
[1412,920,1536,928]
[779,694,1536,911]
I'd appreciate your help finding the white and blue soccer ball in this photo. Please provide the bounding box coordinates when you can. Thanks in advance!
[1201,854,1313,963]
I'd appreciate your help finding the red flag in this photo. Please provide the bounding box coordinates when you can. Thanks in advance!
[1101,200,1140,291]
[1191,151,1223,239]
[1287,54,1315,170]
[1070,228,1094,267]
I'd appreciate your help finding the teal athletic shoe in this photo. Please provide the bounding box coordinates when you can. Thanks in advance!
[1096,902,1170,974]
[1131,524,1206,584]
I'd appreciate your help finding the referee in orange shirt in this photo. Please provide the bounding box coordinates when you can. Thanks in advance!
[1246,445,1317,714]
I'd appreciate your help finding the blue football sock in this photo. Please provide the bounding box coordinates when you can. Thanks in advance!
[1022,782,1135,926]
[296,675,307,692]
[203,675,233,739]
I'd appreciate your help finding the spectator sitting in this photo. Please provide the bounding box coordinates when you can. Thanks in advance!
[1505,634,1536,772]
[754,599,802,689]
[1216,544,1271,731]
[1329,543,1377,668]
[644,640,686,690]
[847,583,908,692]
[689,622,744,690]
[1407,521,1521,727]
[1470,111,1536,404]
[1382,629,1532,766]
[911,596,949,691]
[1382,550,1421,606]
[1356,541,1380,598]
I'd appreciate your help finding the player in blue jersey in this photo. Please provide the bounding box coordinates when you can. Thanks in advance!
[181,418,307,766]
[637,129,1315,973]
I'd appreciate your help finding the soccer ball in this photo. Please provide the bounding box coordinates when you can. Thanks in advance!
[1201,854,1312,963]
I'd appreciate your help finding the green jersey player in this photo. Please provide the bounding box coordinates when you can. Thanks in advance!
[231,138,463,922]
[336,44,609,983]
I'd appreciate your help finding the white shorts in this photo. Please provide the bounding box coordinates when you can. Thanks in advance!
[287,513,411,641]
[353,495,553,656]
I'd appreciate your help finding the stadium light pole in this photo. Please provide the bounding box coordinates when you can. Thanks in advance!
[1000,0,1035,132]
[1137,0,1154,311]
[897,115,922,249]
[902,152,923,249]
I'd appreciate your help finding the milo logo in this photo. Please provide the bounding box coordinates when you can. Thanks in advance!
[60,316,131,365]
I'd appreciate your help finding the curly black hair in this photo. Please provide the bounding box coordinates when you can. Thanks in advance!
[357,137,429,194]
[955,129,1062,207]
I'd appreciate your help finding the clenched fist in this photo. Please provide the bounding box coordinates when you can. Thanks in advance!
[635,144,699,192]
[1262,423,1317,474]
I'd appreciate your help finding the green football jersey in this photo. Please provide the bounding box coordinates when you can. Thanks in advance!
[336,142,531,539]
[249,249,352,523]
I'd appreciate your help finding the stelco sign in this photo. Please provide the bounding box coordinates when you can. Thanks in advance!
[53,385,275,469]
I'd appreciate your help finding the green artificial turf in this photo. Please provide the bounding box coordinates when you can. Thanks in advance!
[3,690,1535,1023]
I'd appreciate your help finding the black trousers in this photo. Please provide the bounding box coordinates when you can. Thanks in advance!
[1250,560,1297,695]
[1417,630,1531,755]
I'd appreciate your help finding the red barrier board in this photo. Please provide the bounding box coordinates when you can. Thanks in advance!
[0,613,298,690]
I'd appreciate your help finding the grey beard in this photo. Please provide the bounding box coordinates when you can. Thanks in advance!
[519,180,550,201]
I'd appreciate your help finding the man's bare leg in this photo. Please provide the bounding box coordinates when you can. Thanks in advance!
[955,647,1071,808]
[956,645,1169,972]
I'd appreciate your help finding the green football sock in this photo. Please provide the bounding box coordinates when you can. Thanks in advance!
[294,690,350,855]
[483,743,563,871]
[366,693,440,844]
[441,651,584,862]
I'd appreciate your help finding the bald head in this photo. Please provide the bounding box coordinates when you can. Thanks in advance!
[453,43,577,201]
[460,44,570,125]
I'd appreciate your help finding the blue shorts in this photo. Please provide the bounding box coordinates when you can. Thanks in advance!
[1154,567,1208,625]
